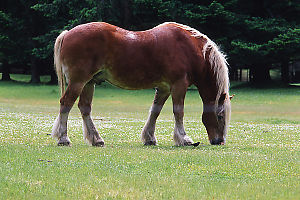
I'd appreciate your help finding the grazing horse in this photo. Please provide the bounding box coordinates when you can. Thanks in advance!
[52,22,232,146]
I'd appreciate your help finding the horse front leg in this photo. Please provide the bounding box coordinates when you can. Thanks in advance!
[52,82,84,146]
[142,87,170,145]
[78,82,104,146]
[171,80,194,146]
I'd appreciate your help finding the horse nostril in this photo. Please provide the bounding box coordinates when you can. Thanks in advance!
[210,138,224,145]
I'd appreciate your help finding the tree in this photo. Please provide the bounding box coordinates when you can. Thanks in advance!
[1,0,299,85]
[0,1,26,81]
[0,11,12,81]
[227,0,300,83]
[32,0,102,61]
[0,0,50,83]
[179,0,300,83]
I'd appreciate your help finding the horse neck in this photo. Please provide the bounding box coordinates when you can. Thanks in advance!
[199,37,229,105]
[198,63,228,106]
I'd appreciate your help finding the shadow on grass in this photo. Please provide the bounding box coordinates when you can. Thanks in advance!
[126,142,228,152]
[0,79,55,86]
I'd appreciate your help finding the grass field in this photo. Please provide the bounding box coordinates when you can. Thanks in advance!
[0,75,299,199]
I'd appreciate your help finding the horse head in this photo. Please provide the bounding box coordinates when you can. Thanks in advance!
[202,94,233,145]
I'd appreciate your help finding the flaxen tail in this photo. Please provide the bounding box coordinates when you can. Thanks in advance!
[54,30,68,96]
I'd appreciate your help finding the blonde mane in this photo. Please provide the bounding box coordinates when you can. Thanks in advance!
[157,22,229,101]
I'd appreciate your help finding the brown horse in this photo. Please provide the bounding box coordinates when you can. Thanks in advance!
[52,22,232,146]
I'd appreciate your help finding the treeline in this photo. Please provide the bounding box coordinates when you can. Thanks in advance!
[0,0,299,84]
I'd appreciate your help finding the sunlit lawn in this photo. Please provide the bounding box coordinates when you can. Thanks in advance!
[0,75,299,199]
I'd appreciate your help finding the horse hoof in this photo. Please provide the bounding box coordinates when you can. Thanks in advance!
[93,141,105,147]
[179,140,193,146]
[57,141,71,146]
[191,142,201,147]
[144,141,157,146]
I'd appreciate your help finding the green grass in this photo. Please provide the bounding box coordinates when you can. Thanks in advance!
[0,76,299,199]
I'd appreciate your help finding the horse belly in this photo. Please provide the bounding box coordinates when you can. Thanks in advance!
[98,66,164,90]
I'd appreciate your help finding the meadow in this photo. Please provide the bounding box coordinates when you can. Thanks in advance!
[0,75,299,199]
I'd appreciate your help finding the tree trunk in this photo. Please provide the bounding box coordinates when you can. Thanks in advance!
[281,59,289,83]
[49,68,58,85]
[250,64,271,84]
[228,66,237,81]
[30,57,40,83]
[1,60,11,81]
[121,0,132,28]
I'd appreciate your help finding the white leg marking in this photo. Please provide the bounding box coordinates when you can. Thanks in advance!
[141,104,163,145]
[82,118,89,144]
[173,125,193,146]
[52,113,71,143]
[52,114,60,140]
[172,105,193,146]
[82,114,104,145]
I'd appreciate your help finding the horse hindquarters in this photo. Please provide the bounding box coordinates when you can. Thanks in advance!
[52,82,85,146]
[53,29,104,146]
[52,30,81,146]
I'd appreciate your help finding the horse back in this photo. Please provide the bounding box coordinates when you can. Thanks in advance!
[60,22,206,89]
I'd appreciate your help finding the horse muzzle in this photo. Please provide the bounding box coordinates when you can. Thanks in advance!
[210,138,225,145]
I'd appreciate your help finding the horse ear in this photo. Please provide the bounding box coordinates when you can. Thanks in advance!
[229,94,235,100]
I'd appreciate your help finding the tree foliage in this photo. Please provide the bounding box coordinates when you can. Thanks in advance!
[0,0,299,83]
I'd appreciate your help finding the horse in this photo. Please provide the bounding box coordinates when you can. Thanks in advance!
[52,22,232,147]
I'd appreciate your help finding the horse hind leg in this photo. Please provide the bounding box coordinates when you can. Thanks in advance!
[52,110,70,146]
[78,81,104,146]
[142,87,170,145]
[52,82,85,146]
[171,80,194,146]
